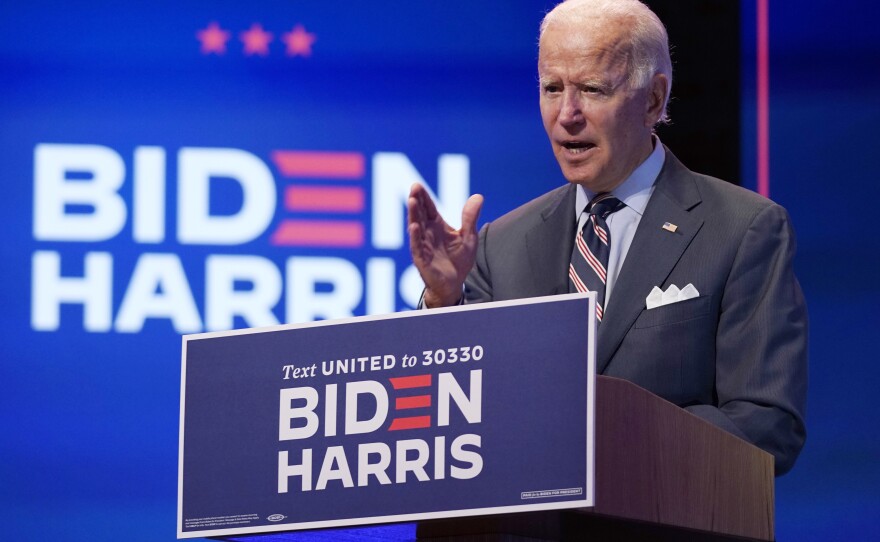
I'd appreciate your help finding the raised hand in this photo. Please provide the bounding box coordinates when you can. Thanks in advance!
[407,183,484,307]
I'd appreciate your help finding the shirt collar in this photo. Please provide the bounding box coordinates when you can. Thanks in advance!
[575,136,666,217]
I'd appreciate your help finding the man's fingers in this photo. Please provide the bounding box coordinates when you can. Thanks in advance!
[407,194,423,227]
[409,183,439,221]
[408,222,427,264]
[409,186,482,243]
[460,194,484,235]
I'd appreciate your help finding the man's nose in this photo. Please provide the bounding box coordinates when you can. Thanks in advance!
[559,89,585,129]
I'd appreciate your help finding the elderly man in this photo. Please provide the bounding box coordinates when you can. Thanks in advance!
[407,0,807,475]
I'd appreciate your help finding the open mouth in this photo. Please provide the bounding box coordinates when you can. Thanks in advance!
[561,141,595,155]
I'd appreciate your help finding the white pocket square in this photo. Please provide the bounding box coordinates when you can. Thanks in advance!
[646,283,699,310]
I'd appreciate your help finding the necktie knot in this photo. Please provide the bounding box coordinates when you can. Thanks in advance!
[588,193,625,220]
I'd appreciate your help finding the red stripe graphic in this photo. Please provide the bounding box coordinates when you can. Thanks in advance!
[389,416,431,431]
[396,395,432,410]
[271,150,365,179]
[285,186,365,213]
[389,374,432,389]
[270,219,364,247]
[596,304,604,322]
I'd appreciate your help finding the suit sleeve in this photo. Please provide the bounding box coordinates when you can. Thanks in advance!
[685,202,808,475]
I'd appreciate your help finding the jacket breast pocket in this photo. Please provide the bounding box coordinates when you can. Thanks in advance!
[633,294,712,329]
[620,294,716,405]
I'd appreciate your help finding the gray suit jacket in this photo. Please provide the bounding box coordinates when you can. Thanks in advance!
[465,148,807,475]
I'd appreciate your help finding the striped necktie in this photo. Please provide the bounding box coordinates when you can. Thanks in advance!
[568,193,626,322]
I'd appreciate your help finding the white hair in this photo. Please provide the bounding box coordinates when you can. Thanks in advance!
[540,0,673,122]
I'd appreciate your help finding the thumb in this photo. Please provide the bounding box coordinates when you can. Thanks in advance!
[460,194,484,235]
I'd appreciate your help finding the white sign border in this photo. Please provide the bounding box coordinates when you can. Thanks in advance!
[177,292,596,539]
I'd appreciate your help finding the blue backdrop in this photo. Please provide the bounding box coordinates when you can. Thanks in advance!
[1,1,877,540]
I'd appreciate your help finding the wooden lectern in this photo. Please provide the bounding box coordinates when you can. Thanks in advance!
[216,376,773,542]
[415,376,774,542]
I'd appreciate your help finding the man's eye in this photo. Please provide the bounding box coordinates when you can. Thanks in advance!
[543,84,561,94]
[584,86,603,94]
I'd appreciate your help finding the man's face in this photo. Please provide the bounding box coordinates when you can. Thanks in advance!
[539,19,657,193]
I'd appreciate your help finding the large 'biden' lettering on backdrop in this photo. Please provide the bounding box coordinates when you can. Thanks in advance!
[31,144,471,333]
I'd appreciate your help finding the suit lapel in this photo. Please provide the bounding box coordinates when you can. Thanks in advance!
[597,150,705,373]
[524,185,577,297]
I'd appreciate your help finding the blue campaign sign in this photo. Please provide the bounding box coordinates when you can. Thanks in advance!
[178,293,596,538]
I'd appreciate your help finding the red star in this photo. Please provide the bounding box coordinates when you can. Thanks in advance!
[282,24,317,57]
[196,22,231,55]
[240,23,273,56]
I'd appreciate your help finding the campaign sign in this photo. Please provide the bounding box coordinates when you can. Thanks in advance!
[178,293,596,538]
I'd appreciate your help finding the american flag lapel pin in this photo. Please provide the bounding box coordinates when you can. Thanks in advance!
[662,222,678,233]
